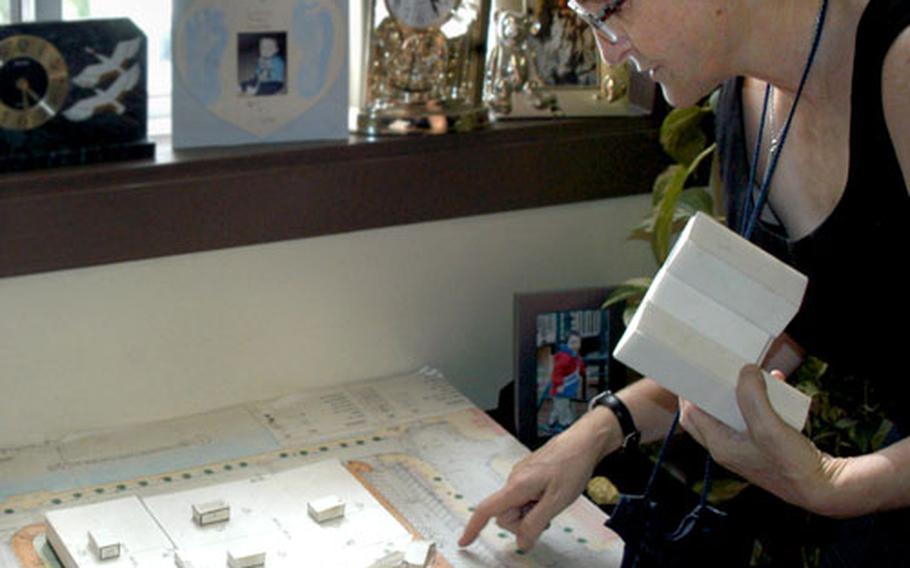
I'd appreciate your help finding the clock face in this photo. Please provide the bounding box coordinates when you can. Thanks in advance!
[385,0,459,30]
[0,35,70,131]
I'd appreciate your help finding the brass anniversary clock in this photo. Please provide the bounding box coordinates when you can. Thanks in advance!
[356,0,491,134]
[0,19,154,173]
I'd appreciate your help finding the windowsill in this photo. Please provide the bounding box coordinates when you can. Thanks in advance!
[0,116,668,279]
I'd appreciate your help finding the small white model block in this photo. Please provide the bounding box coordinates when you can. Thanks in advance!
[307,494,346,523]
[174,550,204,568]
[87,529,121,561]
[403,540,436,568]
[192,499,230,526]
[226,545,266,568]
[614,212,812,432]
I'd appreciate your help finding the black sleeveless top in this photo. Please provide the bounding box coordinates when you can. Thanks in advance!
[716,0,910,428]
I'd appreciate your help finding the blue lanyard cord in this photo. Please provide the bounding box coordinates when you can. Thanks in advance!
[643,409,681,495]
[739,0,830,240]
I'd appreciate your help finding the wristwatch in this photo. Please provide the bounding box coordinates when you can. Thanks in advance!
[588,390,641,452]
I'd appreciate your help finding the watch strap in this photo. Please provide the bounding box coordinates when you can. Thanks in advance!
[588,390,640,451]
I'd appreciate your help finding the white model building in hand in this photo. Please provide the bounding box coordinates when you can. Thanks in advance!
[613,212,812,432]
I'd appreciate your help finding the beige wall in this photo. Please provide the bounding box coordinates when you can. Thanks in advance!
[0,195,655,447]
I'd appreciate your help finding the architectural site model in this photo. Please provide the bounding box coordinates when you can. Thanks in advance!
[44,459,432,568]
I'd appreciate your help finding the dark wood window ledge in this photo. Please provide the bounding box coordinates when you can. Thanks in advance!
[0,117,668,279]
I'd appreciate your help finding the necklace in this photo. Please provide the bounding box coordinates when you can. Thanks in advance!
[767,88,780,156]
[740,0,830,239]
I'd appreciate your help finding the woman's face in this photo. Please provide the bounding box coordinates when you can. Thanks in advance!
[590,0,731,107]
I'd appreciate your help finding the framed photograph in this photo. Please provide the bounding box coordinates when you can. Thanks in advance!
[514,287,627,449]
[485,0,655,118]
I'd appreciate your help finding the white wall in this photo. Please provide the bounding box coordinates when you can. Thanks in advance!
[0,195,655,447]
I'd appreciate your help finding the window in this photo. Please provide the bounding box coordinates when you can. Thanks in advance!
[5,0,172,137]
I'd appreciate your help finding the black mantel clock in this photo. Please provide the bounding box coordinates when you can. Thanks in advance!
[0,19,155,173]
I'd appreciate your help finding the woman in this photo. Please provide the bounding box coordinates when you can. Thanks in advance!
[460,0,910,564]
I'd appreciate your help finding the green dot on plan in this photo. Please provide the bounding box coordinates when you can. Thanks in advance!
[162,476,172,483]
[319,447,329,452]
[372,436,382,442]
[239,462,248,468]
[454,494,464,500]
[280,453,289,459]
[138,481,149,487]
[204,469,214,475]
[433,477,442,482]
[181,474,191,480]
[356,440,365,445]
[3,509,13,515]
[498,532,508,539]
[577,538,588,544]
[564,527,573,533]
[300,451,309,456]
[224,465,233,471]
[117,484,128,490]
[73,493,82,499]
[51,499,61,505]
[95,488,105,494]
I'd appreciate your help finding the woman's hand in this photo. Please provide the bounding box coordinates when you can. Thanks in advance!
[459,407,621,551]
[679,364,845,514]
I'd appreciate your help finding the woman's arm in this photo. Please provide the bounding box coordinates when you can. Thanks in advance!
[459,377,677,550]
[818,437,910,518]
[680,366,910,519]
[882,25,910,192]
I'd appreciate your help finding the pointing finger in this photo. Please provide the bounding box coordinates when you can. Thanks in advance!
[459,483,540,547]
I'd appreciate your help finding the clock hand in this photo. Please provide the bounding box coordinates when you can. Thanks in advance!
[24,86,56,116]
[430,0,440,15]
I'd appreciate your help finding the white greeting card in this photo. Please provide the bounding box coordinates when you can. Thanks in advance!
[172,0,348,148]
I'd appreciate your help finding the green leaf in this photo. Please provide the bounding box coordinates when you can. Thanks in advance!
[623,303,639,327]
[676,187,715,216]
[693,478,750,504]
[652,165,689,263]
[870,420,894,452]
[660,106,709,165]
[652,165,682,206]
[797,382,821,398]
[629,217,654,241]
[652,145,716,263]
[602,278,652,310]
[834,418,858,430]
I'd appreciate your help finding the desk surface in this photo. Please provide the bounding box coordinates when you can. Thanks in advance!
[0,368,623,567]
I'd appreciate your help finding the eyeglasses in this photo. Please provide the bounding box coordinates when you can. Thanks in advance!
[567,0,625,44]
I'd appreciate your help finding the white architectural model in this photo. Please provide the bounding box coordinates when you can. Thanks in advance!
[307,495,346,523]
[44,460,414,568]
[614,212,812,432]
[226,544,266,568]
[192,499,231,526]
[87,529,121,561]
[403,540,436,568]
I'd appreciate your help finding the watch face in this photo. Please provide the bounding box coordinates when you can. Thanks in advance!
[385,0,459,30]
[0,35,69,131]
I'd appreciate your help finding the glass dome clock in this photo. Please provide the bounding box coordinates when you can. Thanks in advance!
[355,0,491,135]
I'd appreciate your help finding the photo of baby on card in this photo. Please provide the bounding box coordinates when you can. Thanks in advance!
[238,32,288,96]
